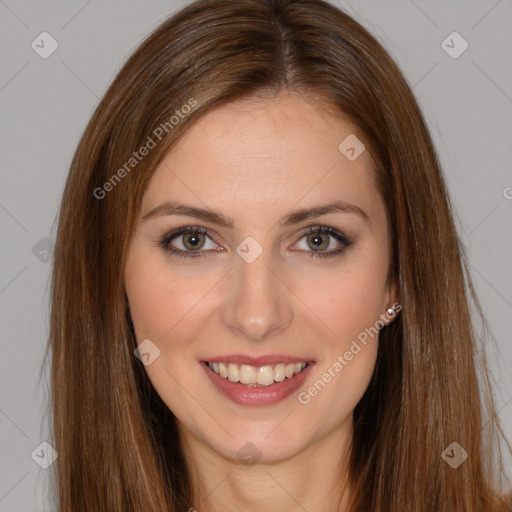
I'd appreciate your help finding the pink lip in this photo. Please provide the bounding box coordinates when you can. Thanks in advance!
[202,354,314,366]
[200,361,315,406]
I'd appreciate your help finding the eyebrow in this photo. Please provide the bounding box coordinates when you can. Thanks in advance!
[141,199,370,228]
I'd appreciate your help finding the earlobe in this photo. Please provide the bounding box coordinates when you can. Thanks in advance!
[382,282,401,326]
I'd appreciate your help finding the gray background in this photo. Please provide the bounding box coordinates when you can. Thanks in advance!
[1,1,511,510]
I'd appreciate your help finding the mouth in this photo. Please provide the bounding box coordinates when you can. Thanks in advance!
[204,361,310,387]
[200,357,315,406]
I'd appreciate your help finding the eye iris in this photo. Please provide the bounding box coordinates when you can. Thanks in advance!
[183,232,205,250]
[307,233,328,251]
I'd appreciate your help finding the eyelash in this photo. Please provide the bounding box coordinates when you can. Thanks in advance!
[159,225,354,260]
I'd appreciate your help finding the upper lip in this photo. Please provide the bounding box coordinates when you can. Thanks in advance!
[202,354,314,366]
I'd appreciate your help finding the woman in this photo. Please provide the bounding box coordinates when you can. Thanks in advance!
[44,0,512,510]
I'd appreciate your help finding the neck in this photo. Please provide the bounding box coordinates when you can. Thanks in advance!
[180,416,354,512]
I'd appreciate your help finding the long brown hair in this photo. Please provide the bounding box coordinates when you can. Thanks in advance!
[43,0,512,510]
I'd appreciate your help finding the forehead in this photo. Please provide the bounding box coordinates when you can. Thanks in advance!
[141,92,381,226]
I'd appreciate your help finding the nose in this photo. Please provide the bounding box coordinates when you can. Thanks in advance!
[220,248,294,343]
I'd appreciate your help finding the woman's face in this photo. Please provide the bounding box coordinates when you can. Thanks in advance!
[124,91,396,464]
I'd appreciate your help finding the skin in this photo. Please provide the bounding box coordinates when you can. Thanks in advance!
[124,90,398,511]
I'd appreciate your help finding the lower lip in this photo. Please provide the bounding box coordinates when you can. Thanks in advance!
[200,362,315,406]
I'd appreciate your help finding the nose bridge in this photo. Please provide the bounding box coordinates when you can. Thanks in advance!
[220,242,293,342]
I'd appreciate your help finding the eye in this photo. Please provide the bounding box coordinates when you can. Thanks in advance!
[160,225,354,259]
[292,226,353,259]
[160,226,220,257]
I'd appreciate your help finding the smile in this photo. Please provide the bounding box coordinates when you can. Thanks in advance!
[207,362,308,386]
[201,358,315,406]
[206,361,309,387]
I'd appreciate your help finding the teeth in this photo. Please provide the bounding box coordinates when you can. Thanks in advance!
[239,364,256,384]
[274,363,286,382]
[218,362,228,378]
[257,365,275,386]
[207,361,308,386]
[227,363,239,382]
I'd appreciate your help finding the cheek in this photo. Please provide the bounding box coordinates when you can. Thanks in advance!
[295,263,385,419]
[125,248,212,344]
[125,251,212,414]
[292,248,387,412]
[297,251,389,350]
